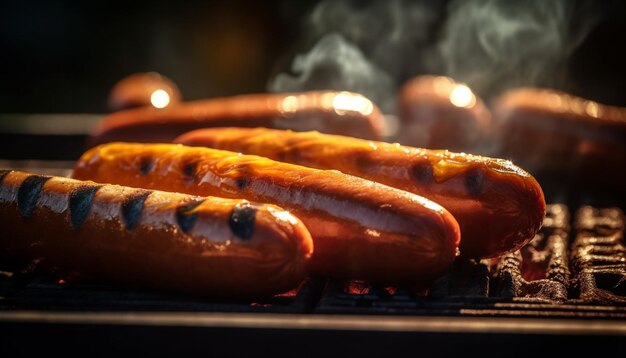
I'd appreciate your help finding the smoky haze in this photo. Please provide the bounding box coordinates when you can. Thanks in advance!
[268,33,396,112]
[439,0,601,96]
[269,0,602,113]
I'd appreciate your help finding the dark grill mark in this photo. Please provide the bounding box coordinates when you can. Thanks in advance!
[69,185,101,230]
[139,157,154,175]
[228,203,257,240]
[0,170,11,184]
[182,161,198,179]
[465,167,485,197]
[411,163,433,184]
[176,199,205,233]
[235,177,250,190]
[122,190,151,230]
[17,175,51,219]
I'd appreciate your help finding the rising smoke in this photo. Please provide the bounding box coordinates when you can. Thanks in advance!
[268,33,396,112]
[439,0,601,96]
[269,0,602,112]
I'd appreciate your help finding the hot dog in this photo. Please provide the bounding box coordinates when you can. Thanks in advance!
[492,88,626,190]
[72,143,461,286]
[175,127,546,259]
[108,72,182,112]
[88,91,387,147]
[0,170,313,298]
[398,76,492,152]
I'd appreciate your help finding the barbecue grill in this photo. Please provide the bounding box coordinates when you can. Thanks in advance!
[0,114,624,356]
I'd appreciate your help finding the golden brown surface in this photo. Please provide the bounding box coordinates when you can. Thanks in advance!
[0,170,312,298]
[89,91,387,147]
[175,127,546,259]
[72,143,461,286]
[398,76,492,152]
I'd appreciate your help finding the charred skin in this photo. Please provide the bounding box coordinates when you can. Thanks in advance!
[175,127,546,259]
[0,170,313,298]
[88,91,387,147]
[73,143,461,286]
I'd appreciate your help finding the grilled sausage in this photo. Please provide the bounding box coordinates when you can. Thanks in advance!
[108,72,182,111]
[492,88,626,190]
[0,170,313,298]
[72,143,461,286]
[88,91,387,148]
[398,76,492,152]
[175,127,546,259]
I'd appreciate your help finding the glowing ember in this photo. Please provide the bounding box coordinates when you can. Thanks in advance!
[345,280,371,295]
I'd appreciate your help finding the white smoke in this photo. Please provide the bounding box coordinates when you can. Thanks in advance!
[269,33,395,112]
[438,0,601,97]
[269,0,441,113]
[306,0,443,81]
[269,0,602,110]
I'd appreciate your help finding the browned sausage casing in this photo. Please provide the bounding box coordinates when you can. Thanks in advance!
[492,88,626,190]
[108,72,182,111]
[0,170,313,298]
[175,128,546,259]
[88,91,387,147]
[398,76,492,152]
[72,143,461,286]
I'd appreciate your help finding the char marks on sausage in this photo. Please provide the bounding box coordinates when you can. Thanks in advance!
[138,156,155,175]
[465,167,485,197]
[176,199,205,233]
[235,177,250,190]
[69,185,102,230]
[182,161,198,180]
[17,175,51,219]
[228,202,257,240]
[121,190,151,230]
[411,163,433,184]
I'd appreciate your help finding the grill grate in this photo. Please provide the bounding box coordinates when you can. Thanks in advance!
[571,206,626,304]
[0,272,324,313]
[495,204,570,302]
[314,204,626,318]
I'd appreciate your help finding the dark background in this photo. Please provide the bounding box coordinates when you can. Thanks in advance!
[1,0,626,113]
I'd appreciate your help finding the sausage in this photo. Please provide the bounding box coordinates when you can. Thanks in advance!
[492,88,626,191]
[174,127,546,259]
[108,72,182,112]
[72,143,461,286]
[88,91,387,148]
[398,76,492,153]
[0,170,313,298]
